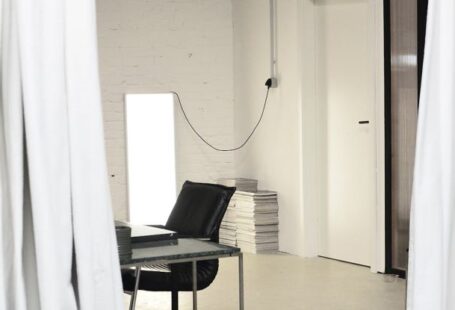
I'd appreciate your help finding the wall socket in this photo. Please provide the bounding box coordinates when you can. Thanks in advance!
[269,77,278,88]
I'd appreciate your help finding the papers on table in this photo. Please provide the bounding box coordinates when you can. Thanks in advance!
[115,222,132,260]
[217,178,279,254]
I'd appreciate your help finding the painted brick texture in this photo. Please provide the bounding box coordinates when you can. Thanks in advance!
[96,0,235,219]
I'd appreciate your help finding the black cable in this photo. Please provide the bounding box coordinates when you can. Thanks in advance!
[171,84,271,152]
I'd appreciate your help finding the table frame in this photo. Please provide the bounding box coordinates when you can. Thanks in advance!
[123,252,244,310]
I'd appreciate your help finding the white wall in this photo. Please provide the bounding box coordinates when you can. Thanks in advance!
[232,0,385,267]
[96,0,384,262]
[233,0,309,256]
[96,0,235,219]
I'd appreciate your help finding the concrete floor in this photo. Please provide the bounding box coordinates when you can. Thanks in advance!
[124,252,406,310]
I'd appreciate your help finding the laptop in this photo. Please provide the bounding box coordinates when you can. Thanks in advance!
[115,221,178,248]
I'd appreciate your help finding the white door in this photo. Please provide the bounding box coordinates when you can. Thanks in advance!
[316,0,376,266]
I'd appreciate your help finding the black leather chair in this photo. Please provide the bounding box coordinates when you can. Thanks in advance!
[122,181,236,310]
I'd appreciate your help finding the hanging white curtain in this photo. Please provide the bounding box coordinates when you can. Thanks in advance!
[0,0,123,309]
[407,1,455,309]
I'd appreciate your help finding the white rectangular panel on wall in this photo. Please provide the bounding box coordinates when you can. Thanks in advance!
[125,94,176,225]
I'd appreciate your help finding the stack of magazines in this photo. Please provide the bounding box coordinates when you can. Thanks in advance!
[217,178,258,192]
[217,178,258,247]
[218,199,237,246]
[235,191,279,253]
[217,178,279,253]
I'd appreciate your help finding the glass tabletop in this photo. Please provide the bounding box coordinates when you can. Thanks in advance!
[120,238,241,267]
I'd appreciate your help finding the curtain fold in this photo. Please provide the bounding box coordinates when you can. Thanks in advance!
[407,0,455,309]
[0,0,123,309]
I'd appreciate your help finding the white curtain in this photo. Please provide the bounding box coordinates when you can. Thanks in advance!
[0,0,123,309]
[407,1,455,309]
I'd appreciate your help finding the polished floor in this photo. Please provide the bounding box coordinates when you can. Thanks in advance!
[124,252,406,310]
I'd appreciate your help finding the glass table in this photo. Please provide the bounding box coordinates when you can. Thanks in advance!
[121,239,244,310]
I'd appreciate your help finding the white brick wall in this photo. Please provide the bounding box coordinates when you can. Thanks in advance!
[96,0,235,220]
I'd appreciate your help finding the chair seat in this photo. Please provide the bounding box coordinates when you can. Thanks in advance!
[122,260,219,292]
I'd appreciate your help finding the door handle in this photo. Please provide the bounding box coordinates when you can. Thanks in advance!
[358,120,370,124]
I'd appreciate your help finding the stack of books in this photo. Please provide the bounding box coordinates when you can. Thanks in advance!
[217,178,258,247]
[235,191,279,253]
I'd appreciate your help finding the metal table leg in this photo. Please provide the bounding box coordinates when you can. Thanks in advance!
[129,266,142,310]
[192,260,198,309]
[239,253,244,310]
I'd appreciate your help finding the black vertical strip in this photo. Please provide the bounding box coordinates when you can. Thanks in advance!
[417,0,429,97]
[384,0,428,279]
[383,0,393,276]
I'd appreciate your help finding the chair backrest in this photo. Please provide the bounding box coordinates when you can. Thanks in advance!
[165,181,236,241]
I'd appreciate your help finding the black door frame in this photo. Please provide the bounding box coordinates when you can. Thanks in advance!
[383,0,428,278]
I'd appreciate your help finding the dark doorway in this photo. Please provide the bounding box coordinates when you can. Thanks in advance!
[384,0,429,278]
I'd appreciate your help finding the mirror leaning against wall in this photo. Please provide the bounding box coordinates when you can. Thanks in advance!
[125,93,177,225]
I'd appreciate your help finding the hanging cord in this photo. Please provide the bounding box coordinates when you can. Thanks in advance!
[171,79,272,152]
